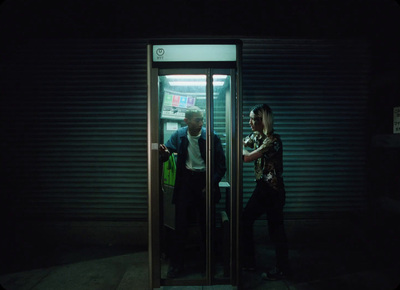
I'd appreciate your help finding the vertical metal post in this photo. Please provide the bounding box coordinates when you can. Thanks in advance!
[235,43,243,289]
[205,69,214,284]
[147,45,160,289]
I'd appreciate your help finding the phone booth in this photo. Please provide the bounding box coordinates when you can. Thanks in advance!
[147,41,243,289]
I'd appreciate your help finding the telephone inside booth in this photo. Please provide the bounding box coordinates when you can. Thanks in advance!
[147,41,243,288]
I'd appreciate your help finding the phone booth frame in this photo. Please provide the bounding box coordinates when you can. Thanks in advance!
[147,40,243,289]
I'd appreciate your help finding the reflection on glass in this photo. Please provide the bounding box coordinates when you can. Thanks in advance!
[212,75,231,280]
[158,74,231,282]
[159,75,207,280]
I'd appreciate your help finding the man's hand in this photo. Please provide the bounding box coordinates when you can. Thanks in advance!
[159,144,169,153]
[159,144,170,162]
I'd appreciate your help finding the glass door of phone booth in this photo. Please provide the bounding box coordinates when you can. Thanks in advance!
[147,43,242,288]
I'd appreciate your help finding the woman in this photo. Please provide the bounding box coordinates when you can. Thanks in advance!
[242,104,290,280]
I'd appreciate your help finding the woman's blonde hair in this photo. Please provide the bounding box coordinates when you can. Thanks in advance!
[251,104,274,135]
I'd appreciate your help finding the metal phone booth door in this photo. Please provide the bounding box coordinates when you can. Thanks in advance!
[147,42,242,289]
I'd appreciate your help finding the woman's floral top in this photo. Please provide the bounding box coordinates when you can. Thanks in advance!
[243,132,285,192]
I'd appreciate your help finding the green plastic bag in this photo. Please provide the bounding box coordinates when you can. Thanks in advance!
[163,154,176,186]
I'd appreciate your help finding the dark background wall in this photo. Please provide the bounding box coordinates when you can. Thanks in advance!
[1,0,398,137]
[1,0,400,272]
[0,0,399,39]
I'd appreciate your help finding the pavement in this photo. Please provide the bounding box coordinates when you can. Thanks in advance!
[1,215,400,290]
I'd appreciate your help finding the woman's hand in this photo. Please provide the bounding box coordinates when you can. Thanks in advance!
[243,147,263,163]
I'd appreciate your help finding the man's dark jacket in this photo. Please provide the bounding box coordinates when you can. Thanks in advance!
[165,126,226,203]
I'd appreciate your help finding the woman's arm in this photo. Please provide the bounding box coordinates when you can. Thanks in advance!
[243,135,282,163]
[243,147,263,162]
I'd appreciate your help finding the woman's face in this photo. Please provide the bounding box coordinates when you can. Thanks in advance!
[249,110,264,133]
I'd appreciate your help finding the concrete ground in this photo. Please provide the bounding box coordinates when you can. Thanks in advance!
[1,215,400,290]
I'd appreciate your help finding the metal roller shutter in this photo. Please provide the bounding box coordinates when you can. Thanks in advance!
[241,39,371,218]
[3,39,148,221]
[2,38,371,222]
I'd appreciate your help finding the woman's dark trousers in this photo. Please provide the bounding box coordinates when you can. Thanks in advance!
[242,180,290,271]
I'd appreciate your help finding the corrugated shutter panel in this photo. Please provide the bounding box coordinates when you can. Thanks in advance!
[241,39,371,218]
[2,38,371,222]
[4,39,148,221]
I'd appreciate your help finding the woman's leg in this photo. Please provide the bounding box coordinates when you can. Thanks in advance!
[265,189,289,272]
[242,182,268,264]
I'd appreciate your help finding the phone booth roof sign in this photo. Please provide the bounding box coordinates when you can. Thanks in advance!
[153,44,237,62]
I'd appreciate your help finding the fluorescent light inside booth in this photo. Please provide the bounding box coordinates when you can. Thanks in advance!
[166,75,227,87]
[169,81,224,86]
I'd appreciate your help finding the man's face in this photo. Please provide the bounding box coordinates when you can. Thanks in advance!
[185,112,204,136]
